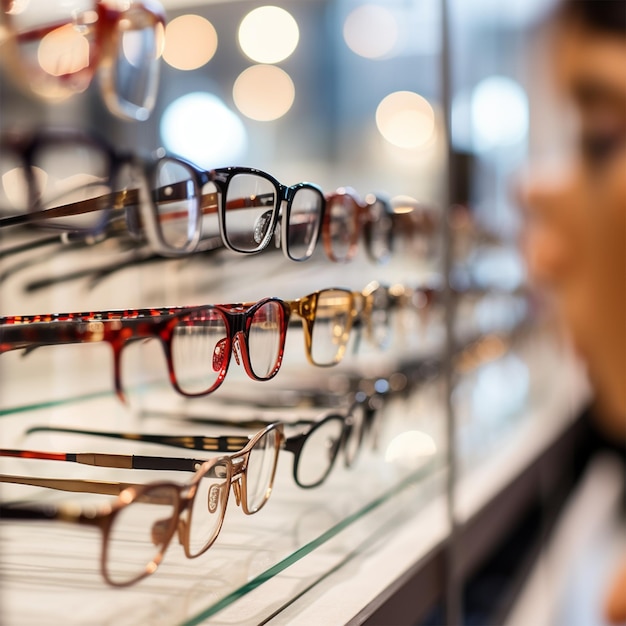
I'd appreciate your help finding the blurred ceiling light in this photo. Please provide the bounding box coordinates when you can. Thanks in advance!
[376,91,435,149]
[471,75,528,152]
[343,4,398,59]
[233,64,295,121]
[37,24,90,78]
[160,92,247,169]
[238,6,299,64]
[163,14,217,70]
[385,430,437,466]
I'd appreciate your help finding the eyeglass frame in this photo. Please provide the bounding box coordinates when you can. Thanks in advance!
[24,396,379,489]
[0,422,284,586]
[0,288,359,402]
[322,187,394,264]
[0,130,327,262]
[0,0,166,121]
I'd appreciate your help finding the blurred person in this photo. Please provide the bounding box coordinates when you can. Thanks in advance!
[521,0,625,623]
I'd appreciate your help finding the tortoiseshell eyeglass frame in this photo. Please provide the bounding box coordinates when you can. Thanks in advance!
[0,423,284,586]
[0,288,359,402]
[0,300,289,402]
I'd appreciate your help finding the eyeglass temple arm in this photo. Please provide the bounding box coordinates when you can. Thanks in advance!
[23,428,251,453]
[0,472,137,497]
[140,409,315,429]
[0,476,179,517]
[22,235,224,293]
[0,448,213,473]
[0,177,273,241]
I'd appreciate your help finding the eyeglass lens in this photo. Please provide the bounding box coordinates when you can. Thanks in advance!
[151,158,199,251]
[185,459,230,557]
[367,199,393,262]
[309,290,353,366]
[295,417,344,488]
[171,309,229,395]
[343,403,367,466]
[244,428,279,512]
[247,301,284,379]
[286,187,323,261]
[327,196,358,261]
[110,6,163,118]
[105,483,179,586]
[369,288,392,349]
[223,173,278,252]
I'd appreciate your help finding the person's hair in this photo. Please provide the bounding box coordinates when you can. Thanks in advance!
[561,0,626,35]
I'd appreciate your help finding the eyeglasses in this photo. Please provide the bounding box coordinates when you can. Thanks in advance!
[0,129,207,256]
[0,423,283,586]
[322,187,394,264]
[0,130,326,261]
[0,0,165,121]
[0,288,358,401]
[25,397,379,489]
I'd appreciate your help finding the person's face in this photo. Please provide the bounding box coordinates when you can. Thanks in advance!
[522,18,626,435]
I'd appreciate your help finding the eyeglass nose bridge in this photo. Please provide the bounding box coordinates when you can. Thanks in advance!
[230,458,247,506]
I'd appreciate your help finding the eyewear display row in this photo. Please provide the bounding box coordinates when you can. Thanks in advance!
[0,344,448,588]
[0,0,166,121]
[0,423,282,587]
[0,281,434,401]
[0,374,396,586]
[0,130,435,265]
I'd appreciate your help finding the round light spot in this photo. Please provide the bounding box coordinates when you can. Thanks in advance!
[233,65,295,121]
[471,76,528,152]
[163,15,218,71]
[160,92,247,169]
[238,6,299,64]
[38,24,90,78]
[385,430,437,466]
[376,91,435,149]
[343,4,398,59]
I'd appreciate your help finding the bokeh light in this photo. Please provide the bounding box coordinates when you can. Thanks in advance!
[160,92,247,169]
[376,91,435,149]
[163,15,218,71]
[343,4,398,59]
[385,430,437,467]
[233,65,295,121]
[471,75,528,152]
[38,24,90,78]
[238,6,299,64]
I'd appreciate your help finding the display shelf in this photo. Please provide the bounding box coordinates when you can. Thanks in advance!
[0,322,583,625]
